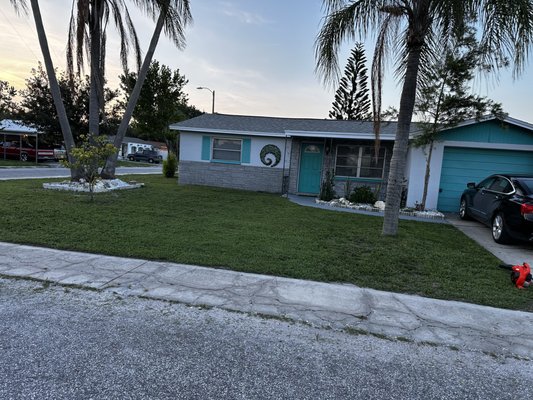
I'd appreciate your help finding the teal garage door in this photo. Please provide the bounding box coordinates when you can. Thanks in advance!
[437,147,533,212]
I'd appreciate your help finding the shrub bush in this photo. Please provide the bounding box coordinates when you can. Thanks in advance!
[163,152,177,178]
[349,185,377,204]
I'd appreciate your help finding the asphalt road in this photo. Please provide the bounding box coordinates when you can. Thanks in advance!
[0,278,530,400]
[0,165,161,180]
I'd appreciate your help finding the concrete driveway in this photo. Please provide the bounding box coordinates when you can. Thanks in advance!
[446,213,533,265]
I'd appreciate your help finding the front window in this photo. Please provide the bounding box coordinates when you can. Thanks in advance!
[335,145,386,178]
[212,138,242,162]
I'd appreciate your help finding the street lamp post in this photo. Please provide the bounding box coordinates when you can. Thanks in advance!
[197,86,215,114]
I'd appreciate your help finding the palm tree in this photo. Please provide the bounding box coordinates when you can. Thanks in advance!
[12,0,80,179]
[316,0,533,236]
[66,0,191,179]
[67,0,144,137]
[101,0,192,178]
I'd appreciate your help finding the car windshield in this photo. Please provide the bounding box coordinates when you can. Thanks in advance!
[517,178,533,195]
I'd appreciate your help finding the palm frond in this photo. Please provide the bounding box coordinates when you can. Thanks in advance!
[315,0,386,86]
[9,0,28,15]
[371,12,398,152]
[476,0,533,77]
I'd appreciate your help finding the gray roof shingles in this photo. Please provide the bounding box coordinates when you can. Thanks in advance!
[169,113,401,135]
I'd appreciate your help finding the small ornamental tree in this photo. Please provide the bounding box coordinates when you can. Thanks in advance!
[414,29,505,210]
[61,133,116,200]
[162,152,177,178]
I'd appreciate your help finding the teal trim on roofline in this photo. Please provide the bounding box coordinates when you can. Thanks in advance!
[436,120,533,145]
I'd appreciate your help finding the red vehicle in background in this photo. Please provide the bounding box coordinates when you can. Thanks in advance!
[1,139,55,162]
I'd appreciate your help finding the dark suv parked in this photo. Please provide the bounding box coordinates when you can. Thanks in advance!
[459,174,533,244]
[127,150,162,164]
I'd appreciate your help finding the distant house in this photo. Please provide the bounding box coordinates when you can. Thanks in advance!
[170,114,533,212]
[109,136,167,160]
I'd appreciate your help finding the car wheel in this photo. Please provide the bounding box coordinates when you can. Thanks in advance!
[128,156,134,161]
[20,153,28,162]
[492,212,512,244]
[148,158,154,163]
[459,198,471,220]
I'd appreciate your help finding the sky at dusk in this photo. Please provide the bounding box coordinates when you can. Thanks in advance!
[1,0,533,123]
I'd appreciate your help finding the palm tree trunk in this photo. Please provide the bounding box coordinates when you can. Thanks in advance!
[88,0,104,137]
[100,7,168,179]
[29,0,80,180]
[382,43,424,236]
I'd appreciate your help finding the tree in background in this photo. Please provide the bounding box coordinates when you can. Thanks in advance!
[329,43,371,120]
[17,64,120,146]
[413,29,505,210]
[316,0,533,236]
[119,60,202,154]
[0,81,17,120]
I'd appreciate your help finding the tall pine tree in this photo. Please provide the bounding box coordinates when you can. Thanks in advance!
[329,43,371,120]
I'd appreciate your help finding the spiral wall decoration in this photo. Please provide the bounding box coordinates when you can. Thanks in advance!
[260,144,281,167]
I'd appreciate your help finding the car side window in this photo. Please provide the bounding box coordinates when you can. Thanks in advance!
[477,177,496,189]
[512,180,525,196]
[489,177,512,193]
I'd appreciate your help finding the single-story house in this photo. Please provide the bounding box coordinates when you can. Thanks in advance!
[109,136,167,160]
[169,114,533,212]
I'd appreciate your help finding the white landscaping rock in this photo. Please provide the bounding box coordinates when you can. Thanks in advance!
[374,201,386,211]
[43,179,144,193]
[315,197,445,220]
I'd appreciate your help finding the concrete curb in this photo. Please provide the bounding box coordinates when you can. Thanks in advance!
[0,241,531,359]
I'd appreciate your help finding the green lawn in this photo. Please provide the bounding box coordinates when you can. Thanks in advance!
[0,175,531,311]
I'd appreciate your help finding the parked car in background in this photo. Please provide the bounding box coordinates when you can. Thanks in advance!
[0,141,55,162]
[127,149,162,164]
[459,174,533,244]
[53,146,67,161]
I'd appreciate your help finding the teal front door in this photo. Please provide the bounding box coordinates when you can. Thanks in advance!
[298,143,324,194]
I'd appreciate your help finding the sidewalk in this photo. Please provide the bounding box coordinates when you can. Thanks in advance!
[1,241,532,358]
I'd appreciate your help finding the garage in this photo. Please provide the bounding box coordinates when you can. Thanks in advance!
[437,147,533,212]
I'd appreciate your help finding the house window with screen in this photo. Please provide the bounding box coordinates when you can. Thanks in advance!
[212,138,242,162]
[335,145,386,178]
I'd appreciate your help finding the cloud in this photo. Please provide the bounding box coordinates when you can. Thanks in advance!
[219,2,270,25]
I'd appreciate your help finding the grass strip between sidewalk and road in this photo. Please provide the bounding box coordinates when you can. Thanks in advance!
[0,174,531,311]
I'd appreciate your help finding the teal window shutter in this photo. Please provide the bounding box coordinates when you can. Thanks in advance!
[241,138,251,163]
[201,136,211,160]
